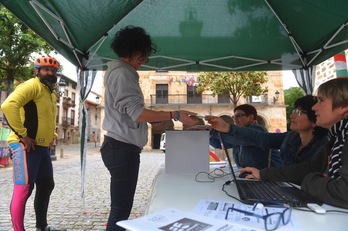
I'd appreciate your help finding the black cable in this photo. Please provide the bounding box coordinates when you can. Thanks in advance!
[221,180,244,203]
[195,168,231,183]
[195,171,215,183]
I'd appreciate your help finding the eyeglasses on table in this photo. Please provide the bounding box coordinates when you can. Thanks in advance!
[225,202,292,231]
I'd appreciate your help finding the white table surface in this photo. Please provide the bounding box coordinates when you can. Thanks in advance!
[146,170,348,231]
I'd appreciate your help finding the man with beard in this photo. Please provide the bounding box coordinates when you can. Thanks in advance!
[1,56,65,231]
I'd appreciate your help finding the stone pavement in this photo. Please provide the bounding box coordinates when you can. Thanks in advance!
[0,143,165,231]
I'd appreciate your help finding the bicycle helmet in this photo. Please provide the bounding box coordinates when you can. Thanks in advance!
[34,56,60,70]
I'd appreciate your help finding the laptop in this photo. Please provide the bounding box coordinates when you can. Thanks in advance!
[218,133,322,207]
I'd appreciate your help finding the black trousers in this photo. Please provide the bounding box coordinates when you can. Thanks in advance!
[101,136,141,231]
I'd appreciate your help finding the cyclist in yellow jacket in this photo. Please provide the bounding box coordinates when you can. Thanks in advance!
[1,56,64,231]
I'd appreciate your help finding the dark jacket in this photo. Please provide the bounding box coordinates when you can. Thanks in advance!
[222,124,329,166]
[210,123,279,169]
[260,138,348,209]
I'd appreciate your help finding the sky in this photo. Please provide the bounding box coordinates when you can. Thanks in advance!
[57,54,300,93]
[57,54,103,94]
[282,70,299,89]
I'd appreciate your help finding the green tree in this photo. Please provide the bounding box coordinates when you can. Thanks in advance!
[284,87,305,130]
[195,71,268,107]
[0,5,54,91]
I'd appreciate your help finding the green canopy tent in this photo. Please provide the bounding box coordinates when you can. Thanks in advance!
[2,0,348,208]
[1,0,348,72]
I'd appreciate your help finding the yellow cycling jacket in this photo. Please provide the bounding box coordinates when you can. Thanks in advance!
[1,77,57,147]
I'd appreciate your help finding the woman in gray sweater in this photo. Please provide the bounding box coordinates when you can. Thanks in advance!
[101,26,198,230]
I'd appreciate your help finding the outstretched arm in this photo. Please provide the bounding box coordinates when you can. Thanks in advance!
[137,109,198,127]
[206,116,286,149]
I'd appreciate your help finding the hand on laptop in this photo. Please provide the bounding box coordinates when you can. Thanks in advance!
[238,172,251,178]
[240,167,261,180]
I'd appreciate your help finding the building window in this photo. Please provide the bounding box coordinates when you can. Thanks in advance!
[156,84,168,104]
[56,106,60,124]
[62,108,68,126]
[187,85,202,104]
[218,94,230,103]
[63,108,67,120]
[71,109,75,126]
[251,95,262,103]
[95,113,98,125]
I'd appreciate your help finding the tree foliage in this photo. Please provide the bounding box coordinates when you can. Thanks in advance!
[284,87,305,130]
[196,71,268,106]
[0,5,54,91]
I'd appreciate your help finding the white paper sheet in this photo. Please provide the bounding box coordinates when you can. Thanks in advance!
[117,208,250,231]
[192,199,302,231]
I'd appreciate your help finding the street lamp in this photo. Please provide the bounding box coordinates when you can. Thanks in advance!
[273,90,280,105]
[51,76,66,161]
[56,74,67,97]
[58,81,66,97]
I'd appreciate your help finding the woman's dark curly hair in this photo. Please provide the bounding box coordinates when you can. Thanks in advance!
[110,25,157,59]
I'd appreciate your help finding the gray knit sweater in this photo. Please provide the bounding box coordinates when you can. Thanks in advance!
[102,60,147,148]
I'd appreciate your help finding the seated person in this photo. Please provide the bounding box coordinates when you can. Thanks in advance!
[207,95,329,166]
[209,104,281,169]
[237,78,348,209]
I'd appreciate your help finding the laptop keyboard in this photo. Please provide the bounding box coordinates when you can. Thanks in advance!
[238,180,292,201]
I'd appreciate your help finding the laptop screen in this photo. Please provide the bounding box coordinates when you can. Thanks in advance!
[217,132,238,181]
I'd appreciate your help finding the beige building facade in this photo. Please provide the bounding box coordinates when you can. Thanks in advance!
[315,49,348,89]
[55,76,79,145]
[55,75,102,146]
[2,49,347,151]
[99,70,287,150]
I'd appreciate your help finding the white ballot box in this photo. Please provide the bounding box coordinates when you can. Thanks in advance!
[165,130,210,174]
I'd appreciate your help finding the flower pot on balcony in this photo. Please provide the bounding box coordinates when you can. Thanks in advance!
[68,101,76,107]
[62,97,72,108]
[62,97,70,103]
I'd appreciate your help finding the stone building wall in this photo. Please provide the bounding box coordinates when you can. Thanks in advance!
[137,70,287,149]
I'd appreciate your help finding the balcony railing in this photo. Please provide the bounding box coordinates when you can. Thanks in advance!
[62,97,76,109]
[61,117,74,126]
[150,94,268,106]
